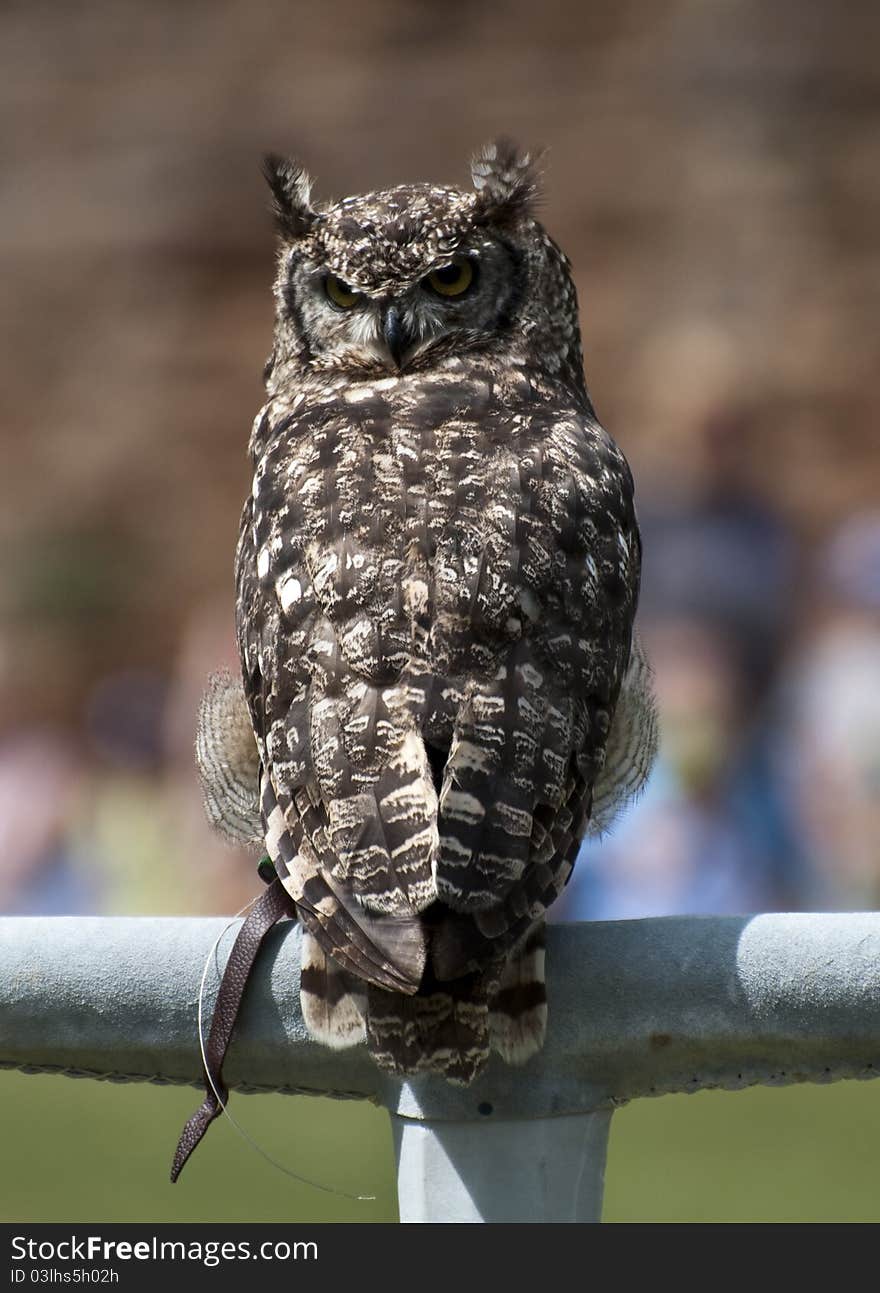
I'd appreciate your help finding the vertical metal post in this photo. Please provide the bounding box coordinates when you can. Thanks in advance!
[390,1111,612,1222]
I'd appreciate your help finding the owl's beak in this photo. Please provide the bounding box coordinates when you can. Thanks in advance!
[381,306,414,369]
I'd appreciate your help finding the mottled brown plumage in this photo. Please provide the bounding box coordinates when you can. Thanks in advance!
[204,141,656,1082]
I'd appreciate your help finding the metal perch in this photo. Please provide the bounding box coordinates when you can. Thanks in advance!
[2,913,879,1221]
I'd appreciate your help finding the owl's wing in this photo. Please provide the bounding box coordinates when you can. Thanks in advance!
[259,770,426,994]
[236,496,437,996]
[424,411,644,976]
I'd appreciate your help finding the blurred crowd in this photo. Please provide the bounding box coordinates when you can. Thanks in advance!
[2,408,878,921]
[0,600,257,917]
[554,415,880,920]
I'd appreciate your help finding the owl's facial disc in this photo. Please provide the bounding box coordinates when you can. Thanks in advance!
[372,269,480,370]
[285,238,520,374]
[319,275,415,369]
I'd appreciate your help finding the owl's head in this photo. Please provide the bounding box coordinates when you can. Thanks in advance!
[262,142,584,393]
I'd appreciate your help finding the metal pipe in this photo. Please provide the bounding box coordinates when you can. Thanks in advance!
[2,913,879,1220]
[390,1112,611,1222]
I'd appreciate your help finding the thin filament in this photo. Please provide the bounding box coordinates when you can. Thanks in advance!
[197,905,377,1202]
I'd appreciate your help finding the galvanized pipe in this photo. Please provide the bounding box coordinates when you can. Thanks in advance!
[2,913,879,1221]
[390,1112,611,1222]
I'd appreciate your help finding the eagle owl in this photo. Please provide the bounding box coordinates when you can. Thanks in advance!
[198,141,656,1084]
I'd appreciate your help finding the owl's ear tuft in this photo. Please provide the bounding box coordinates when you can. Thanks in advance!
[262,153,316,239]
[471,139,543,222]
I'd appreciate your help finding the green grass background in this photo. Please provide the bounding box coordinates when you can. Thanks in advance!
[3,1070,879,1222]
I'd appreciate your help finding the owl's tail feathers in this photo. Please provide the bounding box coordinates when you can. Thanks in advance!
[360,923,547,1080]
[364,974,492,1085]
[488,922,547,1064]
[297,929,492,1081]
[298,925,547,1080]
[297,934,493,1083]
[300,931,367,1049]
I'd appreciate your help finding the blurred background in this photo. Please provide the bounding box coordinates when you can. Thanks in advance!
[2,0,878,1222]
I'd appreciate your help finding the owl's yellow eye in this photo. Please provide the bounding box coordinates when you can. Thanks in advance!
[425,257,475,298]
[325,275,361,309]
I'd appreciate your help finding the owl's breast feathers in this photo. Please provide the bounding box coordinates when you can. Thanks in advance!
[236,366,640,1079]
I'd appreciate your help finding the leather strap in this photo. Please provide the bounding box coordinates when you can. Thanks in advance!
[170,876,296,1182]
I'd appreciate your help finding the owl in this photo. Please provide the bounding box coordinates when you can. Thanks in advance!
[198,141,656,1085]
